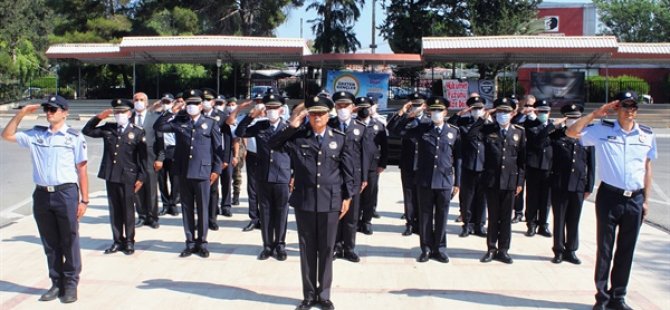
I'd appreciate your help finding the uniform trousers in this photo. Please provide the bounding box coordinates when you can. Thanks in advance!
[105,181,136,244]
[295,209,339,302]
[245,152,260,222]
[417,186,451,254]
[218,162,233,214]
[179,177,210,250]
[594,182,643,304]
[525,167,552,228]
[459,169,487,230]
[551,189,584,255]
[486,188,515,251]
[258,181,289,251]
[400,167,418,227]
[158,147,180,211]
[135,168,159,224]
[33,184,82,289]
[336,193,360,252]
[360,170,379,224]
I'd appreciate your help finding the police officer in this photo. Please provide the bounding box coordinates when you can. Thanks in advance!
[522,99,556,237]
[2,95,88,303]
[269,97,354,310]
[235,93,291,261]
[357,96,388,236]
[154,89,224,258]
[511,95,536,223]
[225,97,245,207]
[83,99,148,255]
[157,93,180,216]
[448,95,488,238]
[472,98,526,264]
[387,92,430,236]
[390,97,461,263]
[566,92,657,310]
[549,104,595,264]
[328,91,368,263]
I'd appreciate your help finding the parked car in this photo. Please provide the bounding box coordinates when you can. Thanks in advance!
[250,86,275,99]
[22,87,43,99]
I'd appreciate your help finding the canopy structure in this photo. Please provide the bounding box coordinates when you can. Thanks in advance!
[611,43,670,64]
[302,53,422,68]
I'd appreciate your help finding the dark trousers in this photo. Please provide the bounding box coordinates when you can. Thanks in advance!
[400,167,418,227]
[219,162,233,213]
[258,182,290,251]
[459,169,487,229]
[336,193,360,252]
[179,177,210,249]
[209,179,220,226]
[135,168,158,223]
[158,152,180,212]
[417,186,451,254]
[295,210,339,301]
[245,152,259,223]
[32,184,81,289]
[105,181,136,244]
[551,189,584,255]
[525,167,552,228]
[486,188,515,251]
[594,183,643,304]
[514,188,524,216]
[360,170,379,224]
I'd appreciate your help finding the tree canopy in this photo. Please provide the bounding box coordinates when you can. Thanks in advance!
[594,0,670,42]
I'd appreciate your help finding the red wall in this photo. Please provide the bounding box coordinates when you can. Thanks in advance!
[538,8,584,36]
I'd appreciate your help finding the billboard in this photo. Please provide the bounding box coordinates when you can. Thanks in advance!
[325,71,390,109]
[530,71,585,107]
[443,79,495,108]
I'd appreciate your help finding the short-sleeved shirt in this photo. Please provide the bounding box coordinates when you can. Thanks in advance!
[580,120,657,191]
[15,125,88,186]
[231,114,261,153]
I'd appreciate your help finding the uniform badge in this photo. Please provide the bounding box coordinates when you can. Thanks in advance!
[639,134,646,143]
[128,132,135,140]
[513,134,519,141]
[201,123,208,130]
[447,132,454,139]
[215,116,220,121]
[373,125,379,131]
[65,137,73,145]
[353,128,360,136]
[37,137,44,144]
[329,141,338,149]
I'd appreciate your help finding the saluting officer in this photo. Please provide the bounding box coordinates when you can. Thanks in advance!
[471,98,526,264]
[83,99,148,255]
[329,91,369,263]
[387,92,430,236]
[269,97,354,310]
[448,95,488,238]
[356,96,388,236]
[567,92,657,310]
[235,93,291,261]
[154,89,223,258]
[157,93,180,216]
[389,97,461,263]
[511,95,536,223]
[2,95,89,303]
[549,104,594,265]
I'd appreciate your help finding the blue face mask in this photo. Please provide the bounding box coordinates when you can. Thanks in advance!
[537,113,549,123]
[496,112,511,126]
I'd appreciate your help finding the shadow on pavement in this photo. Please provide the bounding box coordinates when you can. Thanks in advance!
[389,289,589,309]
[0,280,42,295]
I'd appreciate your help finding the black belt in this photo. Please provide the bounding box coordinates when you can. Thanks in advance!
[600,182,643,198]
[36,183,77,193]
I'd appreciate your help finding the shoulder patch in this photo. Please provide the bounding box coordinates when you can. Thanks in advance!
[33,125,48,131]
[639,124,653,134]
[66,128,80,136]
[354,119,365,126]
[601,119,614,127]
[332,128,346,136]
[512,124,524,130]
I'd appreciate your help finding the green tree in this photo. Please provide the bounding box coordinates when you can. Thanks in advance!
[307,0,365,53]
[594,0,670,42]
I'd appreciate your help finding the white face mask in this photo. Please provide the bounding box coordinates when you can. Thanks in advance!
[225,106,235,113]
[537,113,549,123]
[186,104,201,116]
[215,105,224,112]
[267,109,280,122]
[566,118,579,127]
[496,112,511,126]
[134,100,145,111]
[337,108,351,122]
[471,109,484,119]
[202,100,213,110]
[431,111,444,124]
[115,113,130,126]
[163,103,173,111]
[369,105,378,116]
[527,112,537,121]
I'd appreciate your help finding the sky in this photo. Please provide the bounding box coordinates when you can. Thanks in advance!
[276,0,592,54]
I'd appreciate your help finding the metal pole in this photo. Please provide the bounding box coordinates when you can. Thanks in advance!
[370,0,377,54]
[217,66,220,94]
[55,64,59,96]
[132,63,136,95]
[77,65,81,99]
[605,63,609,103]
[156,64,160,99]
[234,65,238,98]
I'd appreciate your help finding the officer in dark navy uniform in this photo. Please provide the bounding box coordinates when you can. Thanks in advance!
[235,93,291,261]
[83,99,148,255]
[212,94,236,222]
[154,89,224,258]
[356,96,388,237]
[448,95,488,238]
[389,97,461,263]
[387,92,430,236]
[548,103,595,265]
[269,96,354,310]
[470,98,526,264]
[2,95,89,303]
[521,99,556,237]
[511,95,536,223]
[157,93,180,216]
[567,92,657,310]
[328,91,369,263]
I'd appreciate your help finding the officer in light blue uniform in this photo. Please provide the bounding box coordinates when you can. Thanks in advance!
[1,95,89,303]
[567,91,657,310]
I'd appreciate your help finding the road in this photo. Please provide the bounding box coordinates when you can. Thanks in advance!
[1,118,669,231]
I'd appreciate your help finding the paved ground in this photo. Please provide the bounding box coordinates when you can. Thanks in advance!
[1,168,669,309]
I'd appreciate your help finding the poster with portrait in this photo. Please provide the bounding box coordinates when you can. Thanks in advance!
[530,71,585,108]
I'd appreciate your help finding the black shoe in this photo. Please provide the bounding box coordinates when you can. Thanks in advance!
[480,250,496,263]
[372,211,381,218]
[474,227,487,237]
[538,226,552,237]
[168,208,179,216]
[552,253,563,264]
[221,208,233,217]
[209,222,219,231]
[526,225,537,237]
[104,243,123,254]
[232,195,240,205]
[135,218,145,227]
[159,208,169,216]
[59,288,77,303]
[360,224,373,235]
[148,221,160,229]
[495,251,513,264]
[400,214,406,220]
[334,246,344,259]
[198,247,210,258]
[123,243,135,255]
[39,286,60,301]
[455,215,463,223]
[276,249,287,261]
[592,301,607,310]
[179,247,194,257]
[242,221,257,232]
[432,252,450,263]
[412,225,419,235]
[417,252,430,263]
[254,222,261,229]
[343,251,360,263]
[563,252,582,265]
[459,226,470,237]
[511,213,523,224]
[296,299,316,310]
[258,249,272,260]
[319,299,335,310]
[607,300,633,310]
[402,225,413,236]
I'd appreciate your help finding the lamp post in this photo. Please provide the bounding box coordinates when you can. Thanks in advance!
[54,64,60,96]
[216,58,222,94]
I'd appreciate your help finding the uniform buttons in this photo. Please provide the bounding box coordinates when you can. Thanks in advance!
[434,155,438,159]
[502,156,505,160]
[114,152,118,155]
[415,150,418,153]
[189,155,193,159]
[477,150,480,153]
[190,146,194,149]
[317,173,321,177]
[502,148,506,152]
[436,146,439,150]
[572,169,575,172]
[573,151,577,154]
[434,165,438,168]
[191,138,194,141]
[572,159,576,162]
[317,184,320,188]
[270,159,273,162]
[116,144,119,147]
[270,150,274,154]
[502,165,505,169]
[318,162,321,166]
[543,149,546,152]
[318,151,322,155]
[113,160,117,164]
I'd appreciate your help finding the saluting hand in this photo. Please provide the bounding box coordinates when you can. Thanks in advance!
[21,104,41,115]
[237,100,252,110]
[98,108,113,119]
[398,102,412,116]
[153,161,163,171]
[553,117,567,127]
[515,186,523,196]
[457,107,472,116]
[593,100,619,118]
[172,101,185,113]
[339,199,351,220]
[289,103,307,128]
[407,104,425,119]
[451,186,460,199]
[134,180,143,193]
[360,181,368,194]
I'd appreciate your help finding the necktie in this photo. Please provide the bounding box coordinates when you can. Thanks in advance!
[435,127,441,135]
[342,123,347,132]
[118,126,123,134]
[316,135,322,148]
[501,129,507,137]
[137,114,143,126]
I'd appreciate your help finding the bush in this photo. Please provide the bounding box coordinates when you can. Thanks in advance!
[586,75,649,103]
[497,77,525,98]
[284,80,321,99]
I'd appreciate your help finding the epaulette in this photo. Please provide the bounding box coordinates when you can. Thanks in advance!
[203,115,216,121]
[33,125,48,131]
[66,127,80,136]
[601,119,614,127]
[512,124,524,130]
[639,124,653,134]
[354,119,365,126]
[332,128,346,136]
[404,119,419,129]
[446,123,458,130]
